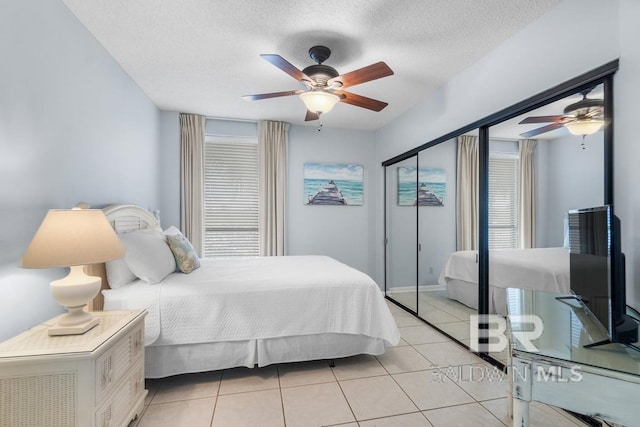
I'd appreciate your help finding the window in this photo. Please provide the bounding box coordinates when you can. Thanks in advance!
[488,154,519,249]
[204,137,259,256]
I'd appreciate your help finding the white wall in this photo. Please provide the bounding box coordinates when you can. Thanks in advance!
[535,141,551,248]
[287,125,378,277]
[206,119,258,138]
[374,0,640,310]
[158,111,181,230]
[540,133,605,247]
[615,0,640,310]
[417,141,458,286]
[0,0,161,341]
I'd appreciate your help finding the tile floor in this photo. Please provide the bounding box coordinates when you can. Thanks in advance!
[129,300,589,427]
[388,289,511,364]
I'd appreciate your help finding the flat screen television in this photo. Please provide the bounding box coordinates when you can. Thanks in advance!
[568,205,638,346]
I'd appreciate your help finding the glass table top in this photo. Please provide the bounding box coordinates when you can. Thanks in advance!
[506,288,640,377]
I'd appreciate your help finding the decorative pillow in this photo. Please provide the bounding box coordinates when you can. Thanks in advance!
[164,226,201,274]
[105,257,137,288]
[119,229,176,284]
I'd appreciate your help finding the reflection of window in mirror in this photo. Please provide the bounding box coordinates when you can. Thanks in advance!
[488,83,605,250]
[457,131,522,250]
[489,152,519,249]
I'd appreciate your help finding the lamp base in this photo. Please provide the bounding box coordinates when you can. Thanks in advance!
[48,265,102,336]
[49,316,100,336]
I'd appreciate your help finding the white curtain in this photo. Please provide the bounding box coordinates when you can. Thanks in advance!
[456,135,478,251]
[258,120,289,256]
[518,139,537,249]
[179,113,205,256]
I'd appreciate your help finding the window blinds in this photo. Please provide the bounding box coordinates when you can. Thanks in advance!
[204,138,259,256]
[488,155,519,249]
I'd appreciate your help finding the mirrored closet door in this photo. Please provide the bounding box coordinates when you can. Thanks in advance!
[384,61,616,366]
[385,156,418,312]
[416,139,465,326]
[385,134,481,344]
[484,82,607,363]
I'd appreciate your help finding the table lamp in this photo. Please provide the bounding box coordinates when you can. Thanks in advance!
[20,208,125,336]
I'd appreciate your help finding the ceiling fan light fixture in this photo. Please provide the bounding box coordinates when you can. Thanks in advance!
[565,119,605,136]
[299,90,340,114]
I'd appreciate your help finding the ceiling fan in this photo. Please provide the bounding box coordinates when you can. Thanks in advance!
[242,45,394,121]
[518,88,605,138]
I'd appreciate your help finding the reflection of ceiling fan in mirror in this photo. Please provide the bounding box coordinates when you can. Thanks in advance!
[242,45,394,121]
[519,88,605,138]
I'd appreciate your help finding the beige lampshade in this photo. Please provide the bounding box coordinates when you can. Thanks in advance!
[21,209,125,268]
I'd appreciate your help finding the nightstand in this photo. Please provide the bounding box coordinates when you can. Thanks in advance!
[0,309,147,427]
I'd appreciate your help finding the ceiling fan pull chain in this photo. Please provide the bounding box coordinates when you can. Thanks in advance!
[581,134,586,150]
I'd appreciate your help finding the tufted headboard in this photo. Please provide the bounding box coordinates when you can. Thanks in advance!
[88,204,161,311]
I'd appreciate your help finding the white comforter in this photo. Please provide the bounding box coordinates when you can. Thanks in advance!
[103,255,400,348]
[438,247,570,293]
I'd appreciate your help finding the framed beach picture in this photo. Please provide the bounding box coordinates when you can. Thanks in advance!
[304,163,363,206]
[397,166,446,206]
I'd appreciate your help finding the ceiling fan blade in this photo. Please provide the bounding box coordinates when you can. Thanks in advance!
[335,91,388,112]
[242,90,302,101]
[305,110,320,121]
[520,122,565,138]
[260,54,310,82]
[519,115,566,124]
[329,62,394,89]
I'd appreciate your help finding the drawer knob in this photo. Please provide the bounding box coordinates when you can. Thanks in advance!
[102,410,112,427]
[102,368,113,385]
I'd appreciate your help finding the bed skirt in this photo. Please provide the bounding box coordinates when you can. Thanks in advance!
[445,278,509,316]
[145,333,387,378]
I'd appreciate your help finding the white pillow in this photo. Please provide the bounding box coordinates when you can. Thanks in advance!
[119,229,176,284]
[105,257,137,288]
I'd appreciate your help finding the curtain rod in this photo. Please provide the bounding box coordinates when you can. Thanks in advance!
[205,116,258,124]
[489,137,519,142]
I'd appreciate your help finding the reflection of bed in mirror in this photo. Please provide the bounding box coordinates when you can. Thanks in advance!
[438,247,570,315]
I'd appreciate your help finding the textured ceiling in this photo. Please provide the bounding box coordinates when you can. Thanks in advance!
[62,0,561,131]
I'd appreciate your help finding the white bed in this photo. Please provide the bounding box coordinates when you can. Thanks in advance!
[94,204,400,378]
[438,247,570,315]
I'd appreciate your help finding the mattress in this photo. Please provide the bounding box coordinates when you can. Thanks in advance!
[103,255,400,348]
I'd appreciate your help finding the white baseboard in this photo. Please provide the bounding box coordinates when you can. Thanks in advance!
[387,285,447,293]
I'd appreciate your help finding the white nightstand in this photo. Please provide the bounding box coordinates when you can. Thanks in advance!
[0,310,147,427]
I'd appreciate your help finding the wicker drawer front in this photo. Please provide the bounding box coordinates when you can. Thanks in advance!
[0,372,77,427]
[95,331,133,403]
[130,325,143,362]
[95,360,145,427]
